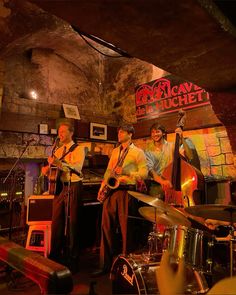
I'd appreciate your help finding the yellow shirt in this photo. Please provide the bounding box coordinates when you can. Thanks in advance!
[104,143,148,185]
[54,141,85,182]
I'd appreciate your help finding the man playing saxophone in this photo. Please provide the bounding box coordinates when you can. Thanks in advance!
[92,123,148,277]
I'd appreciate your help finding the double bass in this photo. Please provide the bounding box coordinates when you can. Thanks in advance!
[162,110,204,208]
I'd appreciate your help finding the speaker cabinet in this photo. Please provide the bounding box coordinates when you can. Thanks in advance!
[27,195,54,225]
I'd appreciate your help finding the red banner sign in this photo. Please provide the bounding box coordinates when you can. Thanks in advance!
[135,75,210,121]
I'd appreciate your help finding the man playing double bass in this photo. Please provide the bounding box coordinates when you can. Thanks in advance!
[145,122,201,200]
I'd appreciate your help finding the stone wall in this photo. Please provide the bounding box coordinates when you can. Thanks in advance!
[0,125,235,204]
[1,49,150,126]
[2,48,168,126]
[1,125,235,180]
[0,132,115,165]
[133,126,236,180]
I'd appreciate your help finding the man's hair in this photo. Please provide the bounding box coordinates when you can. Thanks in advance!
[150,123,166,136]
[118,123,135,135]
[58,122,74,133]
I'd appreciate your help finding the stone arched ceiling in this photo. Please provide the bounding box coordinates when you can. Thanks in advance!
[0,0,236,152]
[30,0,236,92]
[28,0,236,153]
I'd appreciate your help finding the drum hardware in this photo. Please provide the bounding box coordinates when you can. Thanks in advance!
[145,231,163,263]
[162,225,214,275]
[136,206,163,262]
[185,204,236,277]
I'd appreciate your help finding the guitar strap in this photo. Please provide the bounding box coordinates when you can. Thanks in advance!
[59,143,78,161]
[48,144,79,195]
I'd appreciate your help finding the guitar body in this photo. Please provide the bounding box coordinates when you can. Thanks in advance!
[48,166,62,195]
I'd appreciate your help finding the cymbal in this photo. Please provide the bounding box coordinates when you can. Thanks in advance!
[128,191,168,209]
[185,204,236,223]
[139,206,191,227]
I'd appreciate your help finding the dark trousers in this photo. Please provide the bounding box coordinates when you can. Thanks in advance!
[99,190,130,270]
[50,181,83,262]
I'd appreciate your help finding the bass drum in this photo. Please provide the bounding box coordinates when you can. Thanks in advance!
[110,254,209,294]
[110,254,157,295]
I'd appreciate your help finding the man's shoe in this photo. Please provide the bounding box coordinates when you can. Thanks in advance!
[66,258,80,274]
[91,268,110,278]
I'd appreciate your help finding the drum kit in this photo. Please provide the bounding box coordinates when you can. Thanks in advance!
[110,191,236,295]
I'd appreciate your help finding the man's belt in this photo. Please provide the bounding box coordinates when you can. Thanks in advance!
[118,184,136,191]
[62,181,82,186]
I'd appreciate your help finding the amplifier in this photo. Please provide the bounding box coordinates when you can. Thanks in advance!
[27,195,54,225]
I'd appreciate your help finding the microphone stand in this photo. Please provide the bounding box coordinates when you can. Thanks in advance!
[64,171,72,262]
[3,141,31,240]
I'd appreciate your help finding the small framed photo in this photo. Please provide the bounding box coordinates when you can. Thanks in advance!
[63,103,80,120]
[90,123,107,140]
[39,123,48,134]
[50,128,57,135]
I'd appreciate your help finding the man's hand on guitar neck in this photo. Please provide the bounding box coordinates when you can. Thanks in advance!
[48,156,63,169]
[48,156,83,177]
[41,156,63,176]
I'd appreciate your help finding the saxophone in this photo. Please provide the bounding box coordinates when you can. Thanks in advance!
[97,145,130,203]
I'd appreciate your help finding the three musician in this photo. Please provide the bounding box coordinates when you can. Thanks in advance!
[42,122,85,273]
[41,119,232,284]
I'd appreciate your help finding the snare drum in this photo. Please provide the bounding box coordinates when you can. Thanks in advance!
[163,225,214,272]
[110,253,209,294]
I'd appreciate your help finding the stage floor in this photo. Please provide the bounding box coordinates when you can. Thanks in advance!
[0,230,112,295]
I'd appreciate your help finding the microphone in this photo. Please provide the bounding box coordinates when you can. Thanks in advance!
[51,136,60,153]
[54,136,59,142]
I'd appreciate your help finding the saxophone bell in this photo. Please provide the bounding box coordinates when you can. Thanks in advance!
[107,176,120,189]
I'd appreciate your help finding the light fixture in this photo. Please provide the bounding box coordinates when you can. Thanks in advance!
[29,89,38,99]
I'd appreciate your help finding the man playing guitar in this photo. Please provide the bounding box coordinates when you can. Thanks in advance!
[42,122,85,273]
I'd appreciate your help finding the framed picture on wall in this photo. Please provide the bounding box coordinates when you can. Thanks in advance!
[63,104,80,120]
[39,123,48,134]
[90,123,107,140]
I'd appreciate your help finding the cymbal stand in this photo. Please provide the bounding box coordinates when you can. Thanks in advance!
[147,208,163,261]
